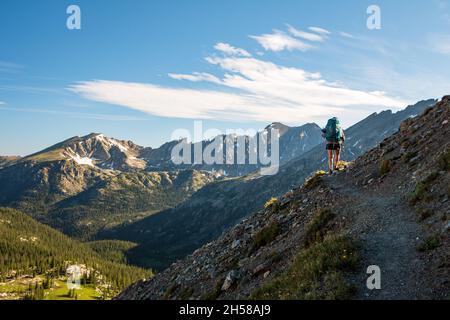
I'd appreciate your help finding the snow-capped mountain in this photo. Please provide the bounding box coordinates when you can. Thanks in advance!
[24,133,146,171]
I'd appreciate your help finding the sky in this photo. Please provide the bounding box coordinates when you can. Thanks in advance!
[1,0,450,155]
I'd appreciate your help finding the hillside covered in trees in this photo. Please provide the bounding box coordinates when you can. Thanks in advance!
[0,207,152,300]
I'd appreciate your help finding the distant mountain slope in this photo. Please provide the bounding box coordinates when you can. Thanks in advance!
[141,122,323,176]
[0,144,218,239]
[0,121,323,240]
[103,99,436,271]
[24,133,145,171]
[0,156,20,169]
[117,96,450,300]
[0,207,151,295]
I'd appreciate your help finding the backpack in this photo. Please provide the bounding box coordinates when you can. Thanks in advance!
[325,118,342,142]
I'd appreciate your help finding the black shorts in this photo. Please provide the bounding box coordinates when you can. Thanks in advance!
[326,142,341,150]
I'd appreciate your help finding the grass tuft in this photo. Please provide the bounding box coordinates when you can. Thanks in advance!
[409,172,439,205]
[264,197,280,212]
[304,208,336,246]
[417,235,441,252]
[379,159,392,175]
[417,208,433,221]
[438,149,450,171]
[252,221,281,251]
[250,235,359,300]
[304,171,326,189]
[200,278,224,301]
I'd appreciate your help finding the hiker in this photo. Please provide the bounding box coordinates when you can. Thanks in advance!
[322,117,346,174]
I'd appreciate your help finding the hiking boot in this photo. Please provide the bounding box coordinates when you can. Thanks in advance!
[329,169,333,175]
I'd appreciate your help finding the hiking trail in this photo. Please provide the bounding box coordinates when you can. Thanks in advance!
[325,174,432,299]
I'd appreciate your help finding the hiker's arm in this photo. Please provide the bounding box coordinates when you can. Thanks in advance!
[342,130,346,142]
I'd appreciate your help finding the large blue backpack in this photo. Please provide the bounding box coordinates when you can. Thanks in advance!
[325,117,342,143]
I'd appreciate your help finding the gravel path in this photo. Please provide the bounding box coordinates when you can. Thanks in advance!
[326,175,433,300]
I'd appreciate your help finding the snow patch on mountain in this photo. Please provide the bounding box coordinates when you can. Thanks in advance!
[69,154,94,167]
[95,134,128,152]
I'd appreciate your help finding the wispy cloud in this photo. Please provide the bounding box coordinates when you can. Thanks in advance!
[250,30,314,52]
[339,32,355,39]
[70,42,408,127]
[308,27,331,35]
[214,42,251,57]
[0,85,67,95]
[287,24,326,42]
[168,72,222,84]
[0,105,144,121]
[0,61,24,74]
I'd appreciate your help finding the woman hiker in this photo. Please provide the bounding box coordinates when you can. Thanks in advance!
[322,117,346,174]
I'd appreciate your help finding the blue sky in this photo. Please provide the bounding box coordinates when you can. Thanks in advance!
[1,0,450,155]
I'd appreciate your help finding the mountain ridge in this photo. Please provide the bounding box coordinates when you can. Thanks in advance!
[116,96,450,300]
[102,99,436,271]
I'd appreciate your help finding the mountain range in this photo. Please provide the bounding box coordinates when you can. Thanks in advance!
[0,120,327,239]
[99,99,437,270]
[0,99,437,272]
[117,96,450,300]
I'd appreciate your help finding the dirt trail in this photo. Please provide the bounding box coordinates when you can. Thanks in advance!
[325,174,433,300]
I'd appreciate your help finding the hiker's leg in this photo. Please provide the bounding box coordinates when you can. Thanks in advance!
[334,148,341,169]
[327,149,333,172]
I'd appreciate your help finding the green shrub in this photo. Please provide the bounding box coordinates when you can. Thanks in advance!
[304,171,326,189]
[402,151,418,164]
[179,287,194,300]
[250,235,359,300]
[417,235,441,252]
[304,208,336,246]
[379,159,392,175]
[409,172,439,205]
[201,278,224,300]
[417,208,433,221]
[422,106,434,116]
[438,149,450,171]
[252,221,281,251]
[163,284,178,300]
[264,197,279,212]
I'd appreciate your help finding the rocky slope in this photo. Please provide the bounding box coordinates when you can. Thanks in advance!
[117,96,450,300]
[103,100,435,271]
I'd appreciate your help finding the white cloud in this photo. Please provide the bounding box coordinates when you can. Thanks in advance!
[250,30,314,52]
[168,72,222,84]
[309,27,331,35]
[214,42,251,57]
[287,24,325,42]
[0,101,5,105]
[70,43,408,127]
[0,105,143,121]
[339,32,355,39]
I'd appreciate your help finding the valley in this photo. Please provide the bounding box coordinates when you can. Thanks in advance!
[0,98,443,300]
